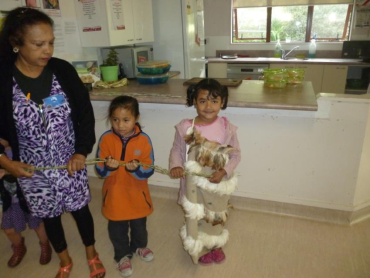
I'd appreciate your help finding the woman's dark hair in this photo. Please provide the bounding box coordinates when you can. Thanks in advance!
[0,7,54,62]
[186,78,228,110]
[108,95,140,125]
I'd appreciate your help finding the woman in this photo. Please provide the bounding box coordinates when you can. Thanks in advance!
[0,7,105,278]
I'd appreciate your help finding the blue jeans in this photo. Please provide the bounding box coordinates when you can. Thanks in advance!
[108,217,148,262]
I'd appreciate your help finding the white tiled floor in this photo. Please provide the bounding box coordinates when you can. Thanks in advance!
[1,177,370,278]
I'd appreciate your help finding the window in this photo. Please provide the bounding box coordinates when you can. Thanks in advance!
[271,6,308,42]
[233,7,267,42]
[232,4,352,43]
[311,5,351,41]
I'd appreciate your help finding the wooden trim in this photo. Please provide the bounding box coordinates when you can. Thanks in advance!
[234,9,239,41]
[266,7,272,42]
[342,4,352,40]
[235,38,267,40]
[306,6,314,42]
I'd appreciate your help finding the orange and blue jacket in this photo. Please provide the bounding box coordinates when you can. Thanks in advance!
[95,124,154,221]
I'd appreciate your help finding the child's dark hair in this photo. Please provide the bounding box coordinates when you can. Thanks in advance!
[0,7,54,62]
[186,78,228,110]
[108,95,140,125]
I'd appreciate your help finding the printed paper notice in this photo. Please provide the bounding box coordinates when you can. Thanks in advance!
[109,0,125,30]
[76,0,102,32]
[52,17,66,55]
[355,6,370,27]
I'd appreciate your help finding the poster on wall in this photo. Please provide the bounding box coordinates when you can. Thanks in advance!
[52,17,66,54]
[42,0,61,17]
[355,6,370,27]
[75,0,102,32]
[109,0,125,30]
[22,0,41,8]
[42,0,59,9]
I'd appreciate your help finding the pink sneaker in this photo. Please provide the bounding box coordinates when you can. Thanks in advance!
[117,256,132,277]
[136,247,154,262]
[212,248,226,264]
[198,251,213,266]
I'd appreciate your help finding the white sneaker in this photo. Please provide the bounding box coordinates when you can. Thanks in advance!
[136,247,154,262]
[117,256,133,277]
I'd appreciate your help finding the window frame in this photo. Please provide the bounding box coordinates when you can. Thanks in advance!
[232,4,353,43]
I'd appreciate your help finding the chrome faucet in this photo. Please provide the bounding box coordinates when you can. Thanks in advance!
[281,46,299,60]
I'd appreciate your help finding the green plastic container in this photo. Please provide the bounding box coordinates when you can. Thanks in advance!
[100,65,118,82]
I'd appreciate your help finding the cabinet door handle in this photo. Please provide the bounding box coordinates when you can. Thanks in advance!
[136,38,142,41]
[128,39,134,41]
[336,67,346,70]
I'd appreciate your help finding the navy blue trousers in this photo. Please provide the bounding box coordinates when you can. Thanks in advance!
[108,217,148,262]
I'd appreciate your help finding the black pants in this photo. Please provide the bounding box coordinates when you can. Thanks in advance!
[108,217,148,262]
[43,204,95,253]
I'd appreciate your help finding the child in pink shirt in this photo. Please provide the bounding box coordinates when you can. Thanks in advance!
[170,79,241,266]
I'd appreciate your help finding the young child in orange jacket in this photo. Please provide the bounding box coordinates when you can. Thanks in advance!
[95,96,155,278]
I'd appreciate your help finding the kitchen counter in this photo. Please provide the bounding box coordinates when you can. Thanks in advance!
[89,85,370,223]
[207,57,369,66]
[89,79,318,111]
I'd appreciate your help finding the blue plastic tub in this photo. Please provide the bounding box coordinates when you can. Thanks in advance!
[136,73,170,85]
[137,65,171,75]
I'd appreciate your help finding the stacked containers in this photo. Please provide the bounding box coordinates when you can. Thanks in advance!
[263,68,305,88]
[136,60,172,84]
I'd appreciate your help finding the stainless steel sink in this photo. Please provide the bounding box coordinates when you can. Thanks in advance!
[255,57,282,61]
[256,57,309,61]
[283,58,309,61]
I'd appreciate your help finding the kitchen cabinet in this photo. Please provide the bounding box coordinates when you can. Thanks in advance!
[75,0,153,47]
[269,63,296,69]
[321,65,348,94]
[132,0,154,43]
[270,63,324,94]
[208,63,227,78]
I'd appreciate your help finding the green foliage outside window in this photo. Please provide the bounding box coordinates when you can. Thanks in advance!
[232,4,351,43]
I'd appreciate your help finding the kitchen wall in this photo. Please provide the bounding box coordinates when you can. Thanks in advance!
[203,0,346,58]
[56,0,100,63]
[0,0,100,63]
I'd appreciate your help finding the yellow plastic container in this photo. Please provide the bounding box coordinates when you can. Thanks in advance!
[264,79,287,88]
[263,69,288,80]
[286,68,305,78]
[287,76,304,85]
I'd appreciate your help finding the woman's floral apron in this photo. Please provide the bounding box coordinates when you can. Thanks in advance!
[12,75,90,218]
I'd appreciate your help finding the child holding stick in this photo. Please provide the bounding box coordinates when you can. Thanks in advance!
[95,96,155,277]
[170,78,241,266]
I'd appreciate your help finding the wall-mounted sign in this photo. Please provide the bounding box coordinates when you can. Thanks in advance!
[76,0,102,32]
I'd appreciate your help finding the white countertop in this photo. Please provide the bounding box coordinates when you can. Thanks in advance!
[207,57,368,65]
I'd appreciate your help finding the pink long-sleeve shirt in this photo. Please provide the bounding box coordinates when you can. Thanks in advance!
[169,116,241,201]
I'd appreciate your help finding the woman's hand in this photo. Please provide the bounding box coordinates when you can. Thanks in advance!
[0,157,34,178]
[208,169,226,184]
[170,167,185,179]
[0,138,10,148]
[67,154,86,176]
[0,169,6,179]
[106,156,119,169]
